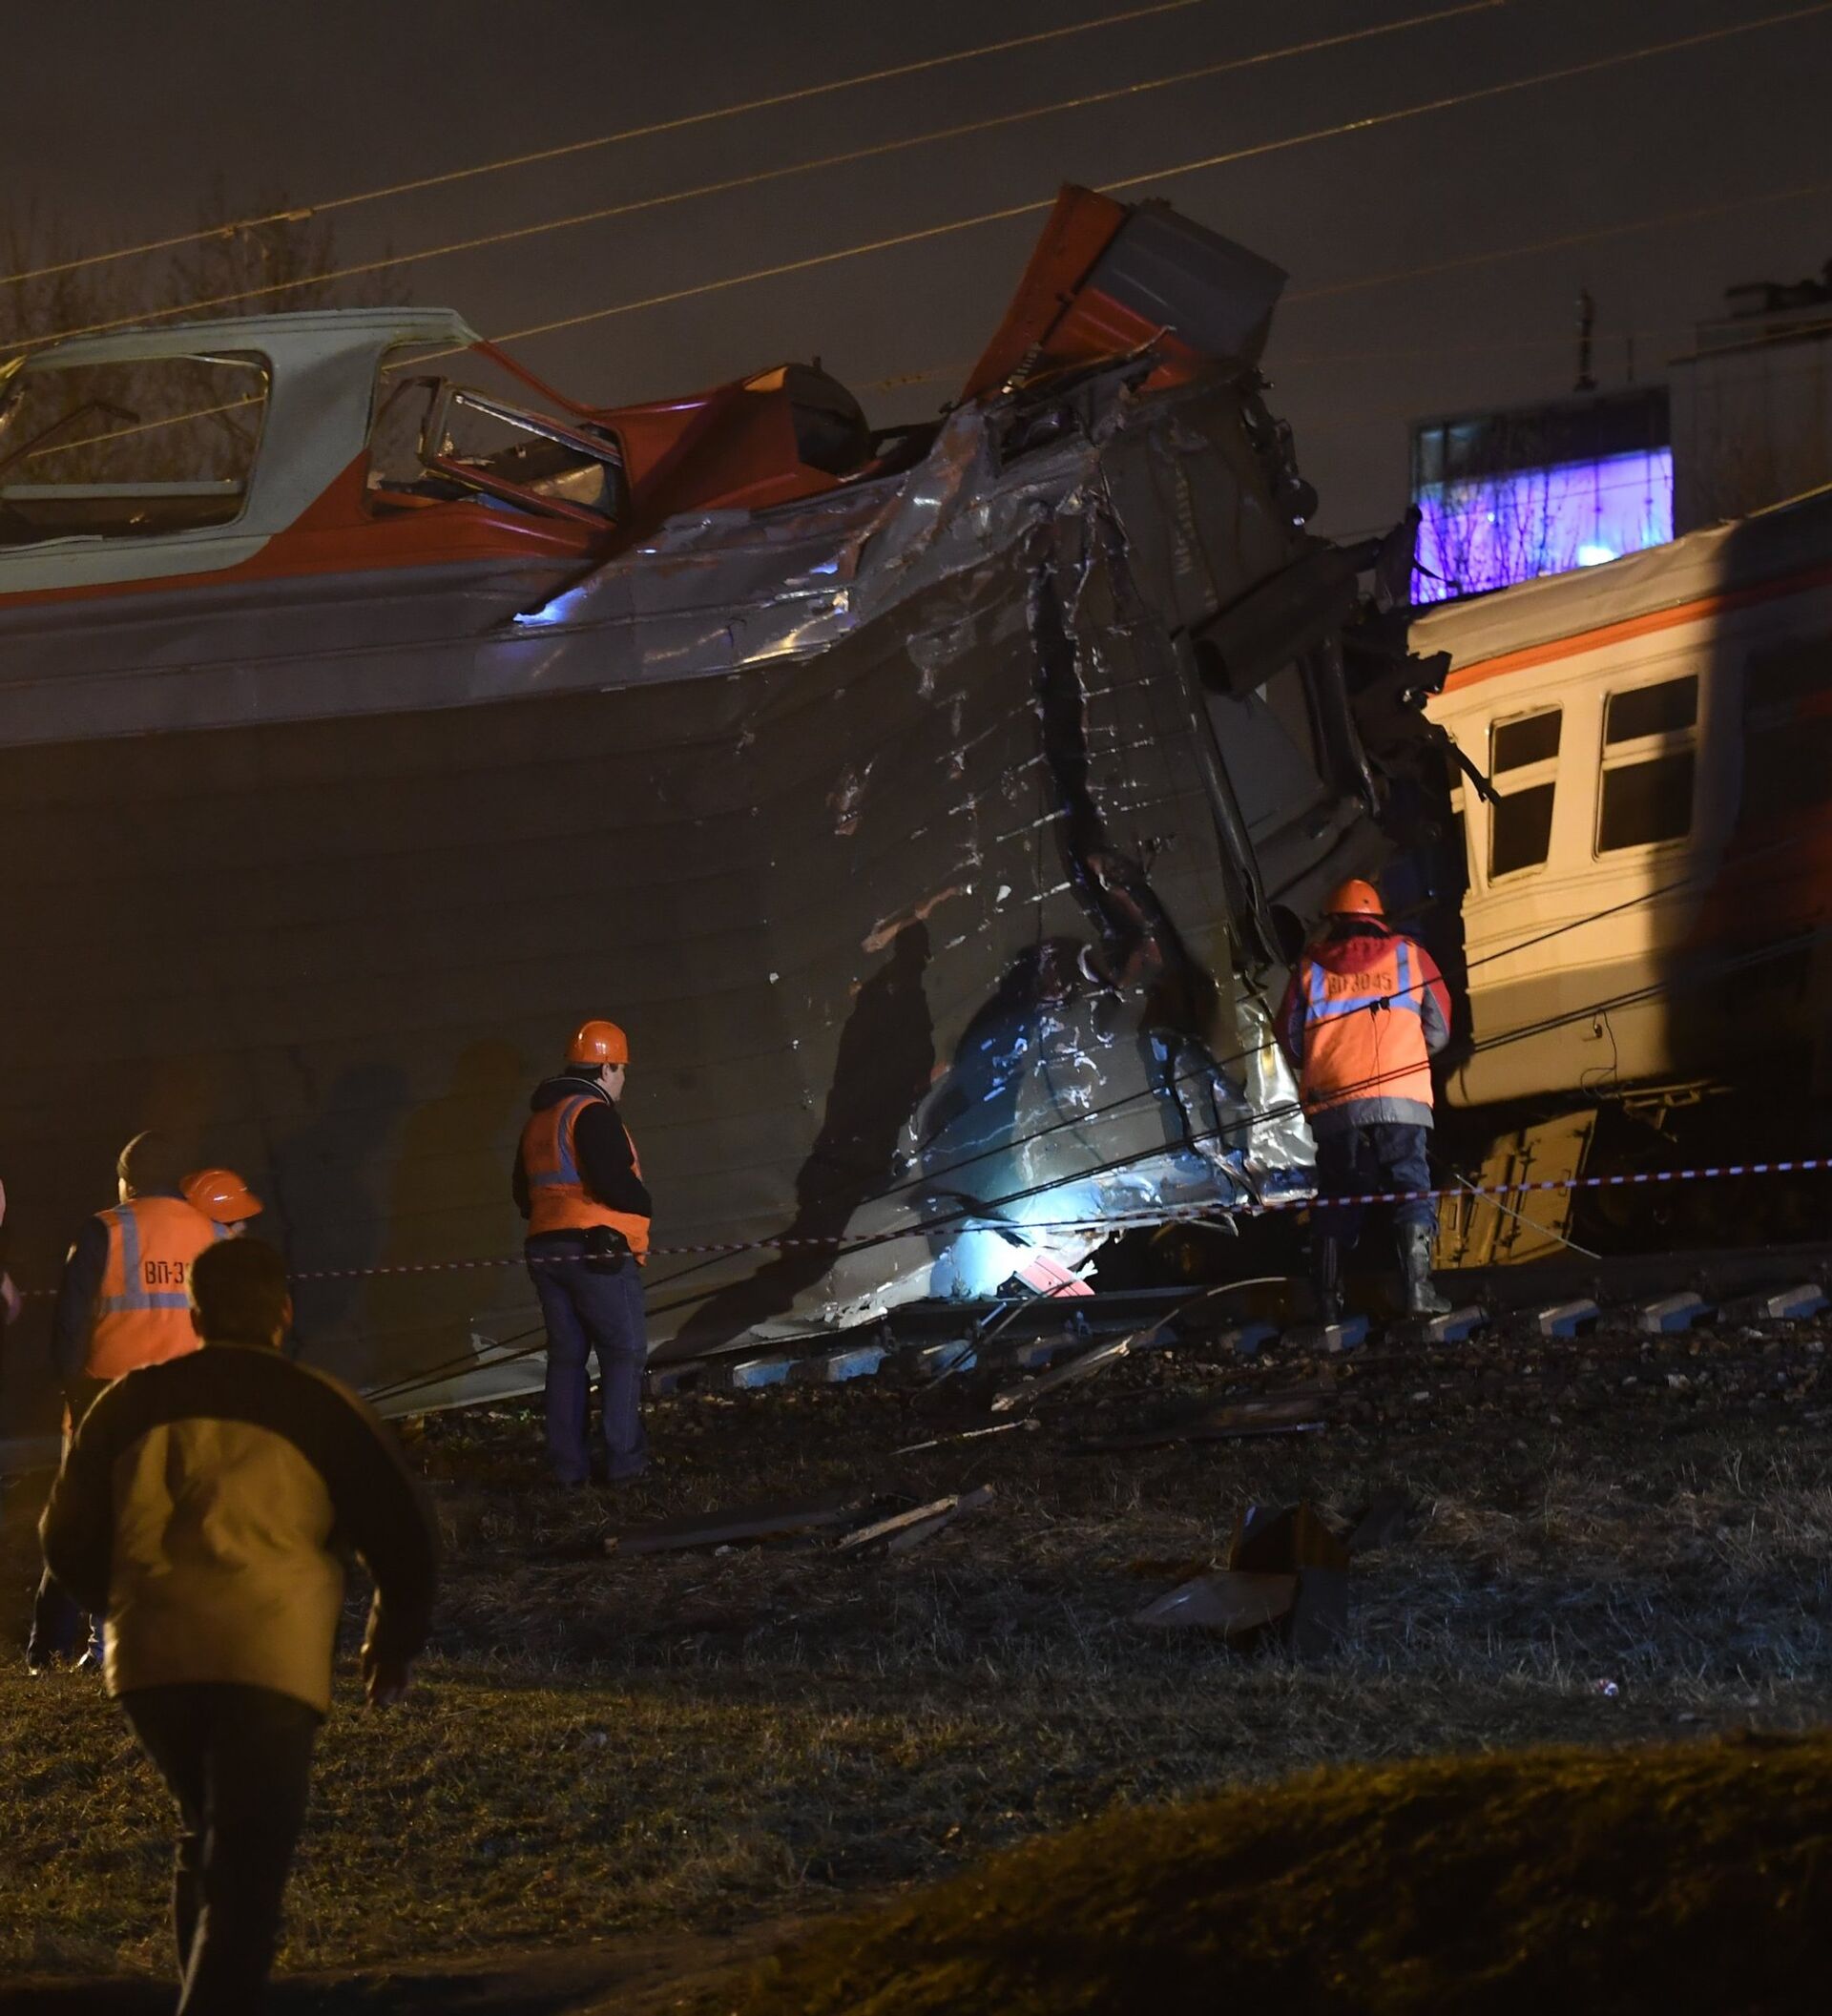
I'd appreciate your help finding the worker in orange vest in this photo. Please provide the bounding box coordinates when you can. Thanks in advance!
[182,1167,264,1237]
[1278,880,1452,1322]
[27,1130,226,1672]
[512,1021,652,1487]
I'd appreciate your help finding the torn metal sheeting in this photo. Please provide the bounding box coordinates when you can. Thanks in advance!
[1134,1570,1297,1636]
[839,1484,996,1553]
[607,1496,860,1557]
[893,1418,1037,1456]
[0,186,1448,1434]
[989,1332,1138,1412]
[1135,1562,1347,1658]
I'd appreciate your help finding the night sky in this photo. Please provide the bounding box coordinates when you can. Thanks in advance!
[10,0,1831,537]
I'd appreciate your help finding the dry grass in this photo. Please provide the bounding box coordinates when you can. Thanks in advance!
[1,1312,1829,1991]
[689,1731,1832,2015]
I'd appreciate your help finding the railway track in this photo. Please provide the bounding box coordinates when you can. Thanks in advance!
[618,1235,1832,1407]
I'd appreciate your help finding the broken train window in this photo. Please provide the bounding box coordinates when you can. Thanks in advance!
[1597,673,1697,853]
[0,351,268,545]
[1487,704,1561,878]
[366,351,624,527]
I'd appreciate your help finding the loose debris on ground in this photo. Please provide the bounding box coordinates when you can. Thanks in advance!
[2,1301,1829,1994]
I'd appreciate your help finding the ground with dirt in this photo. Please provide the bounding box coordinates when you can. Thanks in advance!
[2,1303,1828,2007]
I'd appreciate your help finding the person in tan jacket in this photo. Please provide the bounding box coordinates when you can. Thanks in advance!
[39,1236,437,2015]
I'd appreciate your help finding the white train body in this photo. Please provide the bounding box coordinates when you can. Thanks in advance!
[1417,487,1832,1112]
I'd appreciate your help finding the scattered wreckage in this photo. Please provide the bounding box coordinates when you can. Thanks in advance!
[0,185,1452,1424]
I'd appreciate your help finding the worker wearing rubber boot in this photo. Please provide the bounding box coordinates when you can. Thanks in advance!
[513,1021,652,1487]
[1279,881,1452,1321]
[28,1130,225,1672]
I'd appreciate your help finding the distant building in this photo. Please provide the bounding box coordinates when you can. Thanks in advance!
[1408,386,1672,606]
[1669,262,1832,533]
[1408,255,1832,605]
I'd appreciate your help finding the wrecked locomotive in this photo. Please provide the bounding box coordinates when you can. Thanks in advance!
[0,187,1447,1413]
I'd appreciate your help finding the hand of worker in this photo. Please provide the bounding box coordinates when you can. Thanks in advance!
[0,1271,20,1326]
[360,1638,412,1709]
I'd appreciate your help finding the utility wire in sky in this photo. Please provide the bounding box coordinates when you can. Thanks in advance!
[15,3,1504,348]
[482,3,1832,349]
[1286,177,1832,305]
[0,0,1212,294]
[25,163,1827,469]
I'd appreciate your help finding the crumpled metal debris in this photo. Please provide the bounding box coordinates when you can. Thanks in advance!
[1135,1499,1350,1657]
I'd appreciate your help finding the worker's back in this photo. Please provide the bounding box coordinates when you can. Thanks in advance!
[46,1341,433,1715]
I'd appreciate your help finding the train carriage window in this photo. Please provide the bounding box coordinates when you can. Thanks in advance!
[0,352,268,545]
[1739,636,1832,825]
[1597,673,1697,852]
[1488,705,1561,878]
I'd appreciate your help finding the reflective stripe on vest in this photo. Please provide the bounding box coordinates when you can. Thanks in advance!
[87,1197,224,1381]
[520,1095,651,1257]
[1298,938,1434,1117]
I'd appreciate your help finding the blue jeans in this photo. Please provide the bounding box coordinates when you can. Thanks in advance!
[1314,1122,1436,1247]
[530,1250,648,1485]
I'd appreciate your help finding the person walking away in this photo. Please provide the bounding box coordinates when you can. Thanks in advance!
[38,1236,437,2015]
[182,1166,264,1238]
[513,1019,652,1486]
[27,1130,224,1672]
[1278,880,1452,1320]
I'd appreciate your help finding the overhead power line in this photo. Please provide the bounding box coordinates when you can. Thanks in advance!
[17,3,1504,350]
[1285,177,1832,305]
[482,3,1832,348]
[26,161,1830,472]
[0,0,1211,295]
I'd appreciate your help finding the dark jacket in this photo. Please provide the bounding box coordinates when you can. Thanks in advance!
[1277,919,1451,1133]
[40,1340,437,1715]
[512,1073,652,1238]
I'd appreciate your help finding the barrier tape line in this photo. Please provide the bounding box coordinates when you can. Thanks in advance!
[12,1155,1828,1299]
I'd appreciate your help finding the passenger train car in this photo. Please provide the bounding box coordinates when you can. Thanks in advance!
[1415,484,1832,1256]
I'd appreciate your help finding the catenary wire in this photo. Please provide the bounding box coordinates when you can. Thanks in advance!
[0,0,1213,295]
[13,3,1506,349]
[471,5,1832,352]
[26,163,1829,468]
[1284,177,1832,306]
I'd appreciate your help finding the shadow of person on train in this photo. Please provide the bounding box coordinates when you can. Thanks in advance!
[364,1038,528,1392]
[269,1061,410,1379]
[670,922,935,1355]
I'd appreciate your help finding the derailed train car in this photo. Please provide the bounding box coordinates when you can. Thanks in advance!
[0,188,1448,1419]
[1418,484,1832,1259]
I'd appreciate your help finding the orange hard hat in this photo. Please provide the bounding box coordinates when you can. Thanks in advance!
[1322,878,1385,920]
[567,1019,630,1067]
[182,1167,262,1223]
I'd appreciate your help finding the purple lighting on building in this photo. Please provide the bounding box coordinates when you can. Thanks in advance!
[1413,447,1674,603]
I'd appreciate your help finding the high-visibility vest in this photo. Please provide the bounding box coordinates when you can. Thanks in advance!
[1297,937,1434,1118]
[520,1095,651,1257]
[87,1197,225,1381]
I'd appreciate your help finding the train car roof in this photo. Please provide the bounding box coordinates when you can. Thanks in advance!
[1412,482,1832,686]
